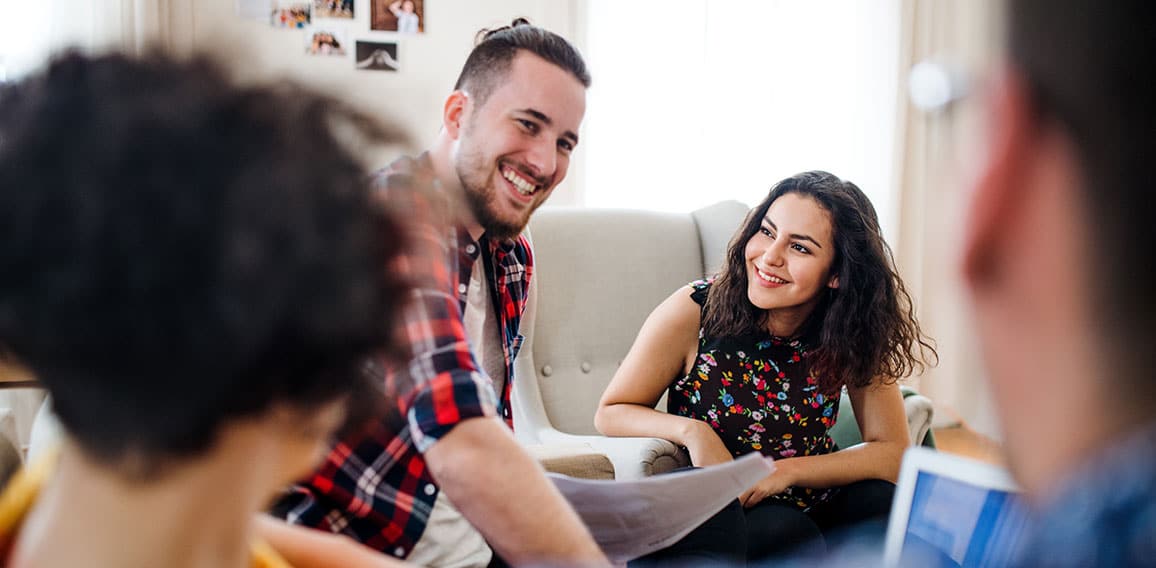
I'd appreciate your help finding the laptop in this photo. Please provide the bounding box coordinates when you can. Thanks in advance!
[882,446,1032,568]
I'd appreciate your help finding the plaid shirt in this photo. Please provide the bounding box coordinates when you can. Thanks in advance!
[280,154,532,559]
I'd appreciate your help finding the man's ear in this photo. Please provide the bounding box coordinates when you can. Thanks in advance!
[961,66,1036,287]
[443,91,469,140]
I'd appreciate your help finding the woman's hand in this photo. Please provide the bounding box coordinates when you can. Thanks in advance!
[682,419,734,468]
[739,458,796,508]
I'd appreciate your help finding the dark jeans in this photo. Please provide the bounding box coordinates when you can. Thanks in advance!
[631,479,896,567]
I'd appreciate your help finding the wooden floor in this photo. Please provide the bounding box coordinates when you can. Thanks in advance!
[933,424,1006,466]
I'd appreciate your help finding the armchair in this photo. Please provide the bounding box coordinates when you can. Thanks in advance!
[513,202,935,480]
[512,202,749,480]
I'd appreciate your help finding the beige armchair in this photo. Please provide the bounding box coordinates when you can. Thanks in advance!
[512,202,935,481]
[513,202,749,480]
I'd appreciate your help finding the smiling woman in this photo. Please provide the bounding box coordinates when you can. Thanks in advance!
[596,170,936,564]
[744,193,839,337]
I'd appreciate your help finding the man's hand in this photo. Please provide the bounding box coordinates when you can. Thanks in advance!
[425,417,610,567]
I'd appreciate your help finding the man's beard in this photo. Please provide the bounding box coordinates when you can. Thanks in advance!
[455,149,534,241]
[460,179,528,240]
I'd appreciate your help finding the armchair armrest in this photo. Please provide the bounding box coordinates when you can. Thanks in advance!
[522,442,615,480]
[586,436,691,480]
[903,392,935,448]
[533,428,690,480]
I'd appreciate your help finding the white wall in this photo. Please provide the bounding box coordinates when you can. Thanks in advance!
[187,0,586,205]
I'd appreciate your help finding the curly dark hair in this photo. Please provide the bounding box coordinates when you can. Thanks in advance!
[702,171,937,393]
[0,51,409,476]
[452,17,591,107]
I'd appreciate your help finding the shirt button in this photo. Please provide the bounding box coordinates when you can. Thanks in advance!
[465,243,477,254]
[424,483,436,496]
[393,547,406,557]
[458,283,468,294]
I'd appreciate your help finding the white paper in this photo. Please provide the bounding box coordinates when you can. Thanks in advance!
[548,453,774,563]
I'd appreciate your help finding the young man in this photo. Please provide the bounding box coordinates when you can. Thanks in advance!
[961,1,1155,564]
[279,20,608,567]
[0,52,410,567]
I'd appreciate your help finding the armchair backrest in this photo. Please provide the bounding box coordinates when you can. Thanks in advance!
[513,202,749,441]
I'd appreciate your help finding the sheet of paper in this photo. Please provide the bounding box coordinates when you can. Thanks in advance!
[548,453,774,563]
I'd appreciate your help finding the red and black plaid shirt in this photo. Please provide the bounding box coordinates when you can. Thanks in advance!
[279,154,532,558]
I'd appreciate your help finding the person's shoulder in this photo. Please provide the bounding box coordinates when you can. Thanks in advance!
[373,153,435,193]
[688,278,713,306]
[372,153,453,223]
[652,283,706,330]
[1021,425,1156,566]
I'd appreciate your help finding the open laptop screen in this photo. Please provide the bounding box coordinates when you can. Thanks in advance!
[884,447,1031,567]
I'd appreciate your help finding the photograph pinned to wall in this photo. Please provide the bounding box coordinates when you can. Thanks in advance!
[271,2,311,29]
[371,0,424,33]
[312,0,353,19]
[355,41,399,72]
[237,0,273,19]
[306,27,348,56]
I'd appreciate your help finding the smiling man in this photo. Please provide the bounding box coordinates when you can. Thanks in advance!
[277,19,607,568]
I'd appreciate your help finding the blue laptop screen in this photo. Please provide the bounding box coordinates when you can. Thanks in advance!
[900,471,1031,567]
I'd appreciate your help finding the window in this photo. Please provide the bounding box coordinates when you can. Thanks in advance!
[580,0,900,232]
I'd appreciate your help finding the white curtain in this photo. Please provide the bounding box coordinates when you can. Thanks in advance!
[891,0,1003,437]
[0,0,195,80]
[0,0,196,455]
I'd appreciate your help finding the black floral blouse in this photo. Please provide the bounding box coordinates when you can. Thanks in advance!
[668,280,842,511]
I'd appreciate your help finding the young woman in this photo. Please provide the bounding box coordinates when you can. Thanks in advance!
[596,171,936,562]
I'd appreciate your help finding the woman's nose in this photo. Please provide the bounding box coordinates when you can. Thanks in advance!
[762,241,785,266]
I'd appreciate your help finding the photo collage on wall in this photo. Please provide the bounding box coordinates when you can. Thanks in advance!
[237,0,425,72]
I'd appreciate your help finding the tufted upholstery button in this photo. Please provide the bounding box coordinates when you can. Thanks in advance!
[541,365,553,376]
[580,362,591,373]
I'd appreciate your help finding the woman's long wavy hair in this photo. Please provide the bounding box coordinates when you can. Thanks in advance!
[701,171,937,393]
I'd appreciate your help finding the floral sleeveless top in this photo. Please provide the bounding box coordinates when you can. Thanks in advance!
[668,280,842,511]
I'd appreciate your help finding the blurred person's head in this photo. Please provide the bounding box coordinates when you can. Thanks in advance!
[704,171,935,394]
[435,19,590,240]
[0,51,409,487]
[962,1,1156,497]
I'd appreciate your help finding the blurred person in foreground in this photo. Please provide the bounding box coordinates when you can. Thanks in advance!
[0,51,411,567]
[276,18,608,567]
[961,0,1156,565]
